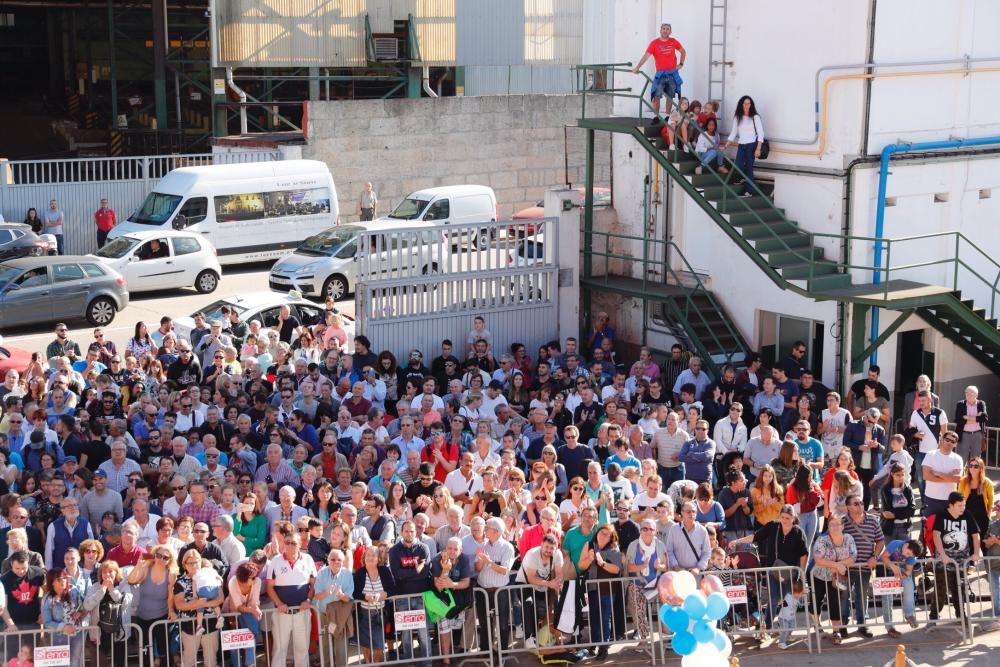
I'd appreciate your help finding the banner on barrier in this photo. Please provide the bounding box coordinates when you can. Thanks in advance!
[395,609,427,631]
[34,646,71,667]
[221,629,257,651]
[872,576,903,596]
[724,585,748,605]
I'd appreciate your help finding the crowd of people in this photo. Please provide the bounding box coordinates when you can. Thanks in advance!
[0,297,995,666]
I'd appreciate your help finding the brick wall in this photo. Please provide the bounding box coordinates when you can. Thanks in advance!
[304,94,612,221]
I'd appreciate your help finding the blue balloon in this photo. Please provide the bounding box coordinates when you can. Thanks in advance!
[672,631,697,656]
[682,592,707,620]
[663,606,690,633]
[705,591,731,621]
[693,619,717,643]
[711,628,728,652]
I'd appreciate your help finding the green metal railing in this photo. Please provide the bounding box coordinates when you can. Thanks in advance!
[583,228,748,367]
[573,63,1000,320]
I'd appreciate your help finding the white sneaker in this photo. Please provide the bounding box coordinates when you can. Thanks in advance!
[524,637,537,649]
[778,642,789,650]
[514,626,524,639]
[327,622,337,636]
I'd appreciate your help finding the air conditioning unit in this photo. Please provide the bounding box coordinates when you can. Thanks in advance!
[373,38,399,60]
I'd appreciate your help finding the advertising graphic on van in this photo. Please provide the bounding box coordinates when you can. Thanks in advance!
[215,187,331,223]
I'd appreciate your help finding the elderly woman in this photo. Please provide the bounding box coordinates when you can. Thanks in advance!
[128,544,178,667]
[810,516,856,645]
[84,560,134,667]
[313,548,355,666]
[353,545,395,663]
[42,568,85,667]
[174,551,224,667]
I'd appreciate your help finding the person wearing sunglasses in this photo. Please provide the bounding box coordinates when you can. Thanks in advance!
[126,545,178,667]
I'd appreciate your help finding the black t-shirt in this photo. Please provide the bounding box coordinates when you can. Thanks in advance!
[405,480,441,504]
[138,445,165,472]
[1,566,44,625]
[572,402,605,442]
[934,509,979,560]
[173,574,220,634]
[798,381,830,414]
[80,439,111,472]
[779,355,805,381]
[718,487,753,534]
[276,317,301,344]
[753,522,809,568]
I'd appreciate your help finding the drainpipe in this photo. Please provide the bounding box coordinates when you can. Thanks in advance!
[422,67,438,98]
[868,135,1000,363]
[225,67,248,134]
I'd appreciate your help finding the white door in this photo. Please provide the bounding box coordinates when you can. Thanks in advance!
[168,236,205,287]
[125,239,178,291]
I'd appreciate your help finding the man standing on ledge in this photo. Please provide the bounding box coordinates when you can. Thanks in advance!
[359,182,378,221]
[631,23,686,121]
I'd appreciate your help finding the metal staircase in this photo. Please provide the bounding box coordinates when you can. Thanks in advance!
[573,64,1000,374]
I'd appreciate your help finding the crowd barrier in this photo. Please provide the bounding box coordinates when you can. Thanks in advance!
[963,555,1000,641]
[0,622,145,667]
[810,557,968,653]
[712,564,815,653]
[494,576,658,666]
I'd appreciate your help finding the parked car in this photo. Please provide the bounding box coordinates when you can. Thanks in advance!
[171,291,355,347]
[508,187,612,235]
[0,256,129,327]
[0,343,34,376]
[90,229,222,294]
[0,223,50,260]
[269,219,448,302]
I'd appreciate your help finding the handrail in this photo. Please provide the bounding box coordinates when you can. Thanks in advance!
[574,63,1000,320]
[583,228,747,366]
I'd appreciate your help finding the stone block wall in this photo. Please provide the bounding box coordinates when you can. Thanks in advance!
[305,94,611,220]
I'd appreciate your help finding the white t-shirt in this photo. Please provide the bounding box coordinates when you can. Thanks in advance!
[820,408,851,458]
[516,545,564,590]
[633,491,670,513]
[558,497,595,526]
[922,449,963,501]
[480,393,508,422]
[444,468,482,500]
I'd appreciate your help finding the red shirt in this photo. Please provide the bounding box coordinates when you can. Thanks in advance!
[107,544,146,568]
[94,208,117,232]
[646,37,683,71]
[420,441,459,482]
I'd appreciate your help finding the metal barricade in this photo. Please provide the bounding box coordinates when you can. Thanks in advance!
[324,589,493,667]
[494,576,658,665]
[705,564,813,654]
[964,556,1000,640]
[810,558,968,653]
[1,622,145,667]
[148,609,276,667]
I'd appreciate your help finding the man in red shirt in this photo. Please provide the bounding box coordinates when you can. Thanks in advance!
[94,198,117,248]
[631,23,686,120]
[420,421,458,482]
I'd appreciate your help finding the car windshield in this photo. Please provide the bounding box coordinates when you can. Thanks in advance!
[128,192,182,225]
[194,300,247,321]
[95,236,141,259]
[296,227,358,258]
[388,198,430,220]
[0,264,22,290]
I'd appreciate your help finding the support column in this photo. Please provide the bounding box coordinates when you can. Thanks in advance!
[308,67,321,101]
[407,66,422,98]
[151,0,168,128]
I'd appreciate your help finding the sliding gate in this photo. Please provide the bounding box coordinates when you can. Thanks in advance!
[354,218,559,360]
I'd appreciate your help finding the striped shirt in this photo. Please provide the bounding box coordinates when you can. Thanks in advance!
[651,427,689,469]
[475,537,516,589]
[842,512,883,562]
[266,552,316,606]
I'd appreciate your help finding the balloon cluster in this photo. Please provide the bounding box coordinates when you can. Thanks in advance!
[657,571,733,667]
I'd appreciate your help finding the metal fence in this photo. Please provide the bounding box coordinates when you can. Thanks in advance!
[0,621,145,667]
[0,151,281,256]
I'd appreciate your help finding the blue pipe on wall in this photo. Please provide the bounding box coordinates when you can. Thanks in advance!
[868,135,1000,365]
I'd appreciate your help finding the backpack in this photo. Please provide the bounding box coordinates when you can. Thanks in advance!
[923,514,936,557]
[98,594,126,637]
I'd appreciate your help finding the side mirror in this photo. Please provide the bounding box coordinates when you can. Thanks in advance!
[129,255,139,262]
[423,212,435,221]
[172,214,188,230]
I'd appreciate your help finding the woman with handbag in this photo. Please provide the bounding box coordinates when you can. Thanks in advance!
[41,569,85,667]
[726,95,766,196]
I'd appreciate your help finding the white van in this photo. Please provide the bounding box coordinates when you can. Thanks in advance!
[109,160,338,265]
[269,219,448,301]
[384,185,497,248]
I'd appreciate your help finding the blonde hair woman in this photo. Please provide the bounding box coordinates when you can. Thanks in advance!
[751,464,783,526]
[427,485,455,533]
[128,544,179,666]
[174,551,224,667]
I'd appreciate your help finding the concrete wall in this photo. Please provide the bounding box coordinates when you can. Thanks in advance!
[304,94,611,221]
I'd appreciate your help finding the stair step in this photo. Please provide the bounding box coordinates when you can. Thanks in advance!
[780,261,839,279]
[741,220,801,238]
[642,123,664,138]
[753,233,813,252]
[766,246,825,266]
[715,195,774,213]
[807,273,854,291]
[727,208,787,225]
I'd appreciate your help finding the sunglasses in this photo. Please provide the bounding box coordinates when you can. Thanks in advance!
[156,553,171,561]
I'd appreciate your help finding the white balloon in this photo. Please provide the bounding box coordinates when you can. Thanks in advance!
[717,632,733,659]
[688,642,727,667]
[672,570,697,598]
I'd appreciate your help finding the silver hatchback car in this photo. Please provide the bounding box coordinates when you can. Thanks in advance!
[0,256,130,327]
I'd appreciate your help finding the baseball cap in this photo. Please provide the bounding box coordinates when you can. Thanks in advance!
[93,469,108,478]
[29,431,46,449]
[62,456,78,464]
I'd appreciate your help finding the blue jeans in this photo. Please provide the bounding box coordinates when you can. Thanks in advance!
[54,234,65,255]
[395,596,431,666]
[698,148,724,167]
[651,70,678,101]
[913,451,926,500]
[799,510,817,548]
[587,592,613,644]
[658,464,685,488]
[880,575,915,623]
[990,568,1000,616]
[230,611,261,667]
[734,143,756,194]
[848,568,871,625]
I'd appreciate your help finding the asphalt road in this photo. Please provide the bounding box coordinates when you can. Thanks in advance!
[0,261,331,356]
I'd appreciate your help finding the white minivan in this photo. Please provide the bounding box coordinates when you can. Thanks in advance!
[109,160,338,265]
[269,219,448,301]
[385,185,497,248]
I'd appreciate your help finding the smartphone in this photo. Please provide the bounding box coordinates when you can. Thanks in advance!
[141,552,155,561]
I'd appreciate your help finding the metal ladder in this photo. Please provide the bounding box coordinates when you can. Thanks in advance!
[707,0,730,116]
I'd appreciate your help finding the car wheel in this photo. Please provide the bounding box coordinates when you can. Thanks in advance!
[472,227,493,250]
[195,270,219,294]
[323,275,349,301]
[86,297,117,326]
